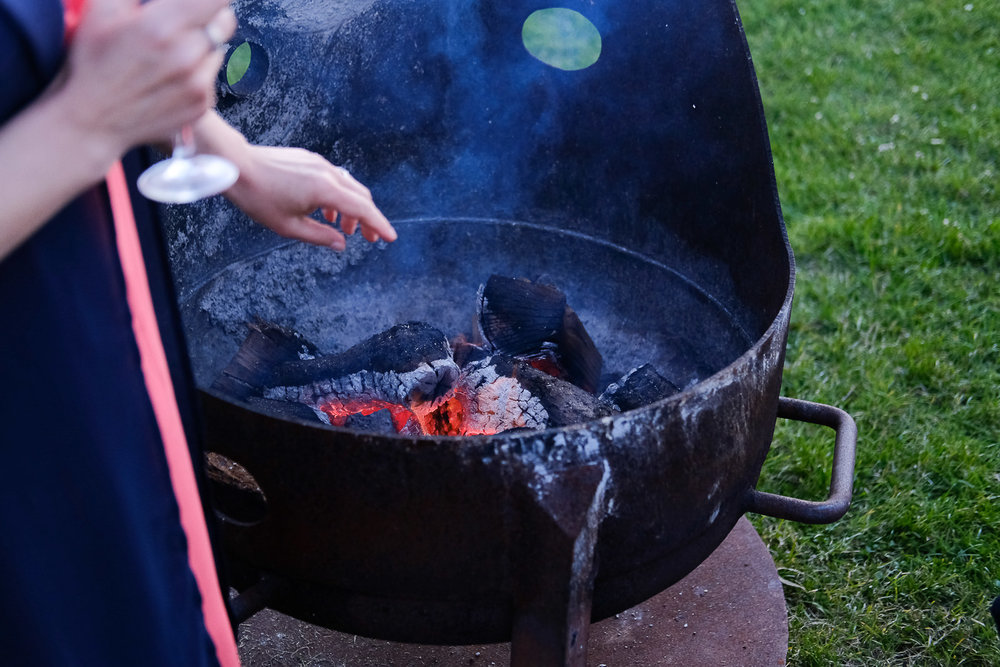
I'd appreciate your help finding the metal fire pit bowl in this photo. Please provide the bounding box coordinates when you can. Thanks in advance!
[162,0,857,664]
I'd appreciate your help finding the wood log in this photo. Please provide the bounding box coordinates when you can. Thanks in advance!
[557,306,602,393]
[477,275,566,355]
[600,363,680,412]
[476,275,603,394]
[213,274,617,436]
[512,359,616,427]
[263,322,461,419]
[211,319,321,400]
[215,321,462,426]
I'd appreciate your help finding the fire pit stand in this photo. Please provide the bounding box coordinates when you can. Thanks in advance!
[234,517,787,665]
[221,396,851,667]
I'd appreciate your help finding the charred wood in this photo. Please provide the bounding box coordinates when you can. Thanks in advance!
[556,307,602,394]
[211,319,321,400]
[263,322,461,421]
[270,321,455,390]
[477,275,603,394]
[216,322,461,426]
[451,337,491,368]
[442,356,550,435]
[600,364,681,412]
[436,355,613,435]
[212,277,620,436]
[342,409,398,435]
[243,396,326,424]
[477,276,566,355]
[512,360,616,427]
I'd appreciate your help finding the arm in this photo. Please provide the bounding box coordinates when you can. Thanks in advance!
[0,84,118,259]
[192,112,397,250]
[0,0,235,261]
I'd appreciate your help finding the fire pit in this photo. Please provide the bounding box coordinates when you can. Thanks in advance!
[162,0,857,665]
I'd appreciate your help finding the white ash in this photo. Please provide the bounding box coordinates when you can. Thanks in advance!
[455,358,549,434]
[264,357,461,413]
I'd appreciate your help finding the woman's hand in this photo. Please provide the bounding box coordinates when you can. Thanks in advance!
[194,113,397,250]
[61,0,237,158]
[226,145,397,250]
[0,0,236,258]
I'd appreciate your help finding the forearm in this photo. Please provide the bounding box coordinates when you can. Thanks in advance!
[191,111,252,176]
[190,111,261,205]
[0,89,119,260]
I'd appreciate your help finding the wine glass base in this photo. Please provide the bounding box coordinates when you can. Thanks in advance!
[137,154,240,204]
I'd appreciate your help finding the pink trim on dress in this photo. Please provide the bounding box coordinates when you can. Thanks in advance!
[106,161,241,667]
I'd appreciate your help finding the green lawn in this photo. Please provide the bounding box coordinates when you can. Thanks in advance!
[737,0,1000,663]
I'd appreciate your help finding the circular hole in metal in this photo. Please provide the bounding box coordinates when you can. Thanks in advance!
[204,452,268,525]
[522,8,602,71]
[222,41,269,96]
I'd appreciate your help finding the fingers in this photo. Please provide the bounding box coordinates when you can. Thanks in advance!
[323,168,397,243]
[322,208,359,235]
[143,4,235,60]
[224,144,397,251]
[204,7,237,49]
[189,48,226,109]
[275,217,348,251]
[330,193,396,242]
[333,166,372,201]
[322,207,380,243]
[141,6,232,129]
[341,216,360,236]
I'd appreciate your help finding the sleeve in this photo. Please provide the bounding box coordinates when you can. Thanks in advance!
[0,0,64,123]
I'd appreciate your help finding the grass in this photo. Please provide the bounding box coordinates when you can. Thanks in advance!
[737,0,1000,663]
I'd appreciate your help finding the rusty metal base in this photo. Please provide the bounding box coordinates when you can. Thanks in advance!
[235,517,787,666]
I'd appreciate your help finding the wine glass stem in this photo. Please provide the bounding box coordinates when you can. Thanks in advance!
[172,124,197,160]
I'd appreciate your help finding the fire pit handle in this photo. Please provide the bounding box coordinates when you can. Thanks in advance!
[746,396,857,524]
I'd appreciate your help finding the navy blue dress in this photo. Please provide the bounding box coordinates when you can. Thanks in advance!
[0,1,222,663]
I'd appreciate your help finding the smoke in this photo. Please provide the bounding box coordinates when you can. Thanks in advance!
[164,0,788,366]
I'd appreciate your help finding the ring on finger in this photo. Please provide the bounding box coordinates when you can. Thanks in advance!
[204,22,228,50]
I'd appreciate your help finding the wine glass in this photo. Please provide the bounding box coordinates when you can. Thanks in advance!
[137,123,239,204]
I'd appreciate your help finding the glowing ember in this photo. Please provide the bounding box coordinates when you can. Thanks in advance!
[314,359,549,437]
[314,398,416,432]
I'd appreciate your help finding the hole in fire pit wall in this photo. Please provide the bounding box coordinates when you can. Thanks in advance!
[222,41,269,97]
[204,452,268,525]
[522,8,602,71]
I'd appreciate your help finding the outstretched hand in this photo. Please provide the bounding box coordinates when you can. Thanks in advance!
[194,113,397,250]
[226,145,396,250]
[71,0,395,252]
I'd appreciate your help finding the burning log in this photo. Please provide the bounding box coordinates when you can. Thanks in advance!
[477,276,566,355]
[416,354,615,436]
[265,322,460,429]
[211,319,321,401]
[341,409,399,435]
[214,321,461,428]
[421,356,549,436]
[493,357,614,427]
[477,275,603,393]
[244,396,330,424]
[213,276,615,436]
